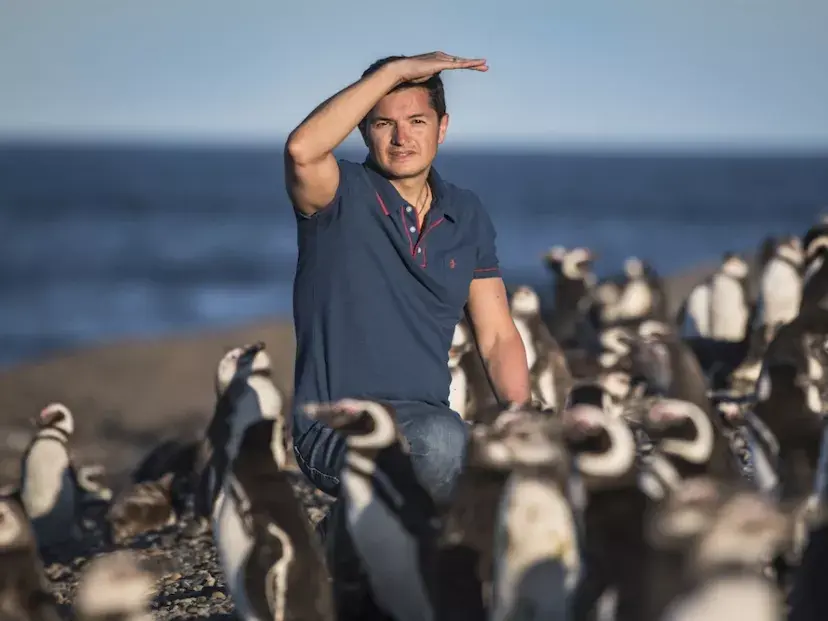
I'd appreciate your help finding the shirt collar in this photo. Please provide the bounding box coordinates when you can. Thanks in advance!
[363,156,456,222]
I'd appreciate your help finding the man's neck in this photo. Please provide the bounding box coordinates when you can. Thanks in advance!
[389,170,431,207]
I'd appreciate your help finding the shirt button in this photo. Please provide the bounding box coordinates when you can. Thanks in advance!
[409,226,416,233]
[405,205,412,213]
[417,247,422,254]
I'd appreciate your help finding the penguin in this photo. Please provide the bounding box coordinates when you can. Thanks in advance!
[510,285,574,413]
[0,497,60,621]
[74,550,158,621]
[302,399,439,621]
[105,471,178,545]
[752,309,828,502]
[633,320,711,412]
[679,276,713,339]
[543,246,597,347]
[800,222,828,313]
[435,407,567,620]
[18,402,81,549]
[709,252,752,342]
[612,257,656,324]
[658,489,791,621]
[755,235,804,340]
[489,411,581,621]
[595,325,636,370]
[448,319,475,421]
[214,415,333,621]
[192,342,281,530]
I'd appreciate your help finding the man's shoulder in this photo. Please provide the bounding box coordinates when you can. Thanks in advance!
[439,178,486,214]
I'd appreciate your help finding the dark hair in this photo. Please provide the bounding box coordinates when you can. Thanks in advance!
[358,55,447,133]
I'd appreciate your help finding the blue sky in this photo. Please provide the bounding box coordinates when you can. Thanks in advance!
[1,0,827,149]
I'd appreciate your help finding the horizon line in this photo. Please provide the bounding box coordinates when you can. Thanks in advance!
[2,134,828,157]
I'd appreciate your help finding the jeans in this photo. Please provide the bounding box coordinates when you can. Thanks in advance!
[293,400,469,507]
[293,401,469,618]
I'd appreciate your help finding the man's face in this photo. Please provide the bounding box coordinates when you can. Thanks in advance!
[363,86,448,179]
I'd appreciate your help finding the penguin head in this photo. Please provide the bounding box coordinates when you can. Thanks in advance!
[637,319,673,343]
[776,235,804,266]
[75,550,158,621]
[448,320,472,366]
[303,399,400,452]
[0,499,33,551]
[542,245,567,273]
[647,476,723,551]
[643,398,697,432]
[34,402,74,436]
[694,489,792,571]
[599,326,635,355]
[469,408,566,471]
[509,285,541,317]
[215,341,270,396]
[624,256,645,279]
[720,252,749,280]
[598,369,632,403]
[803,222,828,262]
[561,247,595,281]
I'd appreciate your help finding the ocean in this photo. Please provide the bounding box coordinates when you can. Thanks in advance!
[1,144,827,369]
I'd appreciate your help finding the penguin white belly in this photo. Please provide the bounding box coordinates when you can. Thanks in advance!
[343,460,434,621]
[513,318,537,370]
[683,284,711,338]
[760,261,802,328]
[21,441,75,521]
[710,275,748,341]
[492,475,580,621]
[535,366,557,411]
[213,483,257,621]
[615,280,653,321]
[660,575,780,621]
[449,366,469,420]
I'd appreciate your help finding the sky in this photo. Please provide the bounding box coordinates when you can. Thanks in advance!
[1,0,827,150]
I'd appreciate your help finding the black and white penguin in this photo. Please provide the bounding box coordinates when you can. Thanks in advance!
[193,342,281,529]
[657,489,791,621]
[18,402,81,549]
[752,309,828,502]
[436,407,568,620]
[105,472,178,545]
[215,416,333,621]
[800,222,828,313]
[0,497,60,621]
[303,399,439,621]
[510,285,573,413]
[679,274,713,339]
[543,246,597,347]
[633,320,711,412]
[755,235,804,340]
[709,252,752,342]
[74,550,158,621]
[595,325,636,371]
[448,319,475,422]
[612,257,667,324]
[489,411,581,621]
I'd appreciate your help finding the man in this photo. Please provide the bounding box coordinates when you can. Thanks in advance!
[284,51,530,609]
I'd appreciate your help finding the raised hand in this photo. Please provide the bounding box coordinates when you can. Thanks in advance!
[392,51,488,84]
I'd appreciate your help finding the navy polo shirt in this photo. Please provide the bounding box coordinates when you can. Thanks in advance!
[290,158,501,434]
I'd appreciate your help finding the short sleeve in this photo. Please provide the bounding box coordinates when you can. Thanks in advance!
[293,158,359,222]
[474,203,501,279]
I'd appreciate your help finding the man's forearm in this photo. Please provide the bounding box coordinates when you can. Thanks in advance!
[285,64,402,164]
[482,333,532,406]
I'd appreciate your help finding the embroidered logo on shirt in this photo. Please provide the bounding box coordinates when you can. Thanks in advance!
[449,259,456,269]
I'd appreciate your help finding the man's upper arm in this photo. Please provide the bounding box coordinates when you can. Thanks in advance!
[473,203,501,280]
[284,149,342,217]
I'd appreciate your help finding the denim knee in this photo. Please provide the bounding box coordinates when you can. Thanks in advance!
[293,420,346,498]
[397,408,469,506]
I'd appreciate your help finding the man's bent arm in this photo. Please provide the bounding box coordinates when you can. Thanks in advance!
[466,278,531,406]
[284,64,402,216]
